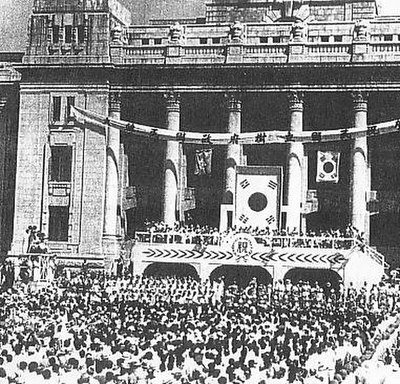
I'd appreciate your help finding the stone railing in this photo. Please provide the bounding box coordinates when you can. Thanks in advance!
[23,55,111,65]
[116,39,400,64]
[111,19,400,65]
[135,231,223,246]
[357,241,387,268]
[134,231,357,250]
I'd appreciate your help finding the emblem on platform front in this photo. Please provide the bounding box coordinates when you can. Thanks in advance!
[230,234,255,262]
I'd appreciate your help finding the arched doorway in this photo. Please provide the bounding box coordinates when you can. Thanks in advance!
[284,268,342,292]
[143,262,200,280]
[210,265,272,288]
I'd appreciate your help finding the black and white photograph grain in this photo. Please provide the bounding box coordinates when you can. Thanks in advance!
[1,0,400,383]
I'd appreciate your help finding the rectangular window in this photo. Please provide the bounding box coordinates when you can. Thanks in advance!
[154,38,162,45]
[272,36,281,43]
[334,35,343,42]
[77,25,85,44]
[142,38,150,45]
[52,96,62,123]
[65,25,73,43]
[66,96,75,120]
[260,37,268,44]
[212,37,221,44]
[321,35,330,43]
[48,206,69,242]
[50,146,72,182]
[53,26,60,44]
[384,34,393,41]
[200,38,208,44]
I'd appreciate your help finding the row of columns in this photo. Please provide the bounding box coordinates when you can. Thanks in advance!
[285,90,369,236]
[102,90,370,257]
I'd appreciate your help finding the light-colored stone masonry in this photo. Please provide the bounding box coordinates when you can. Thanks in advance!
[8,0,400,263]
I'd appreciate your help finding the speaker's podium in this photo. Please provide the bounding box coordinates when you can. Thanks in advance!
[220,166,283,231]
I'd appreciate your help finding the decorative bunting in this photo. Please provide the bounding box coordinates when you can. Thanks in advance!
[71,106,400,146]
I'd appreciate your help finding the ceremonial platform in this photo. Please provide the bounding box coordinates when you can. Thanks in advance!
[131,232,386,288]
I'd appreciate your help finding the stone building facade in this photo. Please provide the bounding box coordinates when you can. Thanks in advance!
[4,0,400,264]
[0,54,21,257]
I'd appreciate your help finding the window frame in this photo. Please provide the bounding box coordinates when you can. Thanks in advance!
[50,94,79,126]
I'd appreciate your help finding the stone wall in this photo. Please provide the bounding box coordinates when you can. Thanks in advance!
[10,85,109,259]
[0,87,19,256]
[11,90,50,255]
[26,0,132,63]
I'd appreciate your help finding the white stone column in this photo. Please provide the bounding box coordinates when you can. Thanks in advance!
[286,91,304,233]
[162,92,180,227]
[224,93,242,203]
[350,91,369,236]
[103,92,121,257]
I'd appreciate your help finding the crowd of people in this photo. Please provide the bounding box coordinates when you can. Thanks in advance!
[136,221,364,250]
[142,221,360,239]
[0,265,399,383]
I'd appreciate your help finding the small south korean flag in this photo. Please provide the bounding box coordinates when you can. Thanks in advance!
[316,151,340,183]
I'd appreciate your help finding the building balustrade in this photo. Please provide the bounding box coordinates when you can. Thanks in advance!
[23,55,111,65]
[116,38,400,65]
[371,42,400,52]
[246,44,287,52]
[105,19,400,65]
[124,47,165,56]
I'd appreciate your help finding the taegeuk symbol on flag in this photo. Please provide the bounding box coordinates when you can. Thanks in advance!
[316,151,340,183]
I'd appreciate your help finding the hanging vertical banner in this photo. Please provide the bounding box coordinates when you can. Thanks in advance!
[236,166,282,230]
[194,149,212,176]
[316,151,340,183]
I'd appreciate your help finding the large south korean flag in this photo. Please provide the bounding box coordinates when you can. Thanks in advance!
[235,166,282,230]
[316,151,340,183]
